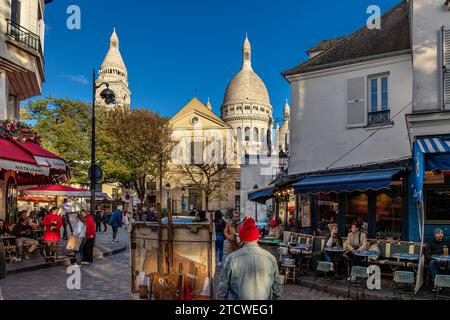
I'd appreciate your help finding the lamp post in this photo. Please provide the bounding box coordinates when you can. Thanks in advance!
[90,69,115,218]
[253,184,259,222]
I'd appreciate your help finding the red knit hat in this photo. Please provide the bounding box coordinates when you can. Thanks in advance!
[238,218,260,242]
[269,219,277,227]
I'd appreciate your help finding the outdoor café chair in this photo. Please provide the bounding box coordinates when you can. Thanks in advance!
[348,266,369,288]
[434,275,450,300]
[392,271,415,296]
[313,261,335,292]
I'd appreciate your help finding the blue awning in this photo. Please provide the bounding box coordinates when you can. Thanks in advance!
[248,186,274,202]
[293,169,401,194]
[416,137,450,153]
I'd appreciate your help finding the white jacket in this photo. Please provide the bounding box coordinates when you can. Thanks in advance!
[73,221,86,238]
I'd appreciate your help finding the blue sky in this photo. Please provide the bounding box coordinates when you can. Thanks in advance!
[38,0,401,122]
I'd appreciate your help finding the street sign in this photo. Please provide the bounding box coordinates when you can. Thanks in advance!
[88,165,104,183]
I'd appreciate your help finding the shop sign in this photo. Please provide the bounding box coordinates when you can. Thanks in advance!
[424,171,445,184]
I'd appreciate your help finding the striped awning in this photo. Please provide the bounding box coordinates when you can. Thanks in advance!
[416,137,450,154]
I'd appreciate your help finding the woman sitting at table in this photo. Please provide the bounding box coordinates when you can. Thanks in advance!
[344,222,368,267]
[322,223,343,263]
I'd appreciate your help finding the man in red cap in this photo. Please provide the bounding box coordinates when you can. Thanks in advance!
[217,218,282,300]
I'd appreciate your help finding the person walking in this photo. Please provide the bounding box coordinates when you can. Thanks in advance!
[224,211,244,255]
[73,213,86,266]
[123,211,131,232]
[214,210,226,267]
[83,211,96,265]
[95,210,103,233]
[218,218,282,300]
[102,211,109,233]
[40,207,63,263]
[109,205,123,243]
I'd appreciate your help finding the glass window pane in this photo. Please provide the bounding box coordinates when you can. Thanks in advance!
[316,193,339,235]
[346,192,369,234]
[376,190,402,240]
[370,79,378,112]
[381,77,388,110]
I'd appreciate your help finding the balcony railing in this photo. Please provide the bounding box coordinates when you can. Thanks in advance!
[6,19,40,52]
[368,109,391,126]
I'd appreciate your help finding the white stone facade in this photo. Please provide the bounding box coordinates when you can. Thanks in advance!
[96,28,131,109]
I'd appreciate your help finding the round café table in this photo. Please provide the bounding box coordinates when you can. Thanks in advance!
[290,243,313,275]
[353,250,380,266]
[392,253,420,273]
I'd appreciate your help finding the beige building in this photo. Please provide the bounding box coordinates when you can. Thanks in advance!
[159,97,241,213]
[0,0,51,119]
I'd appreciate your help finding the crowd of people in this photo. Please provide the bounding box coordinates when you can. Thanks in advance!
[0,200,98,266]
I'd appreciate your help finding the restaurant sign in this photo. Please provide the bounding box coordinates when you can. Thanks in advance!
[0,159,49,176]
[424,171,445,184]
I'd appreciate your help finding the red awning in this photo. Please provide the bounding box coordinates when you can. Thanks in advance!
[0,139,66,176]
[23,184,91,197]
[14,140,66,171]
[0,139,50,176]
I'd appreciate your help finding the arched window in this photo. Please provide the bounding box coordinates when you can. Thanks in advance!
[253,128,259,142]
[244,127,250,141]
[260,129,266,146]
[236,128,242,141]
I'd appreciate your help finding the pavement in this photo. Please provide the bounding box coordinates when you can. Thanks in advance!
[6,228,129,275]
[1,245,136,300]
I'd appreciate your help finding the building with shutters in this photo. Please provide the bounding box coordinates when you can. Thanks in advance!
[280,2,414,240]
[278,0,450,242]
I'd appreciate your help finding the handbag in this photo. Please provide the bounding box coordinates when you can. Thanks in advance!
[66,236,82,251]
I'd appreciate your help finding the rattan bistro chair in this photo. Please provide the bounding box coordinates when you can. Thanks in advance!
[313,261,335,292]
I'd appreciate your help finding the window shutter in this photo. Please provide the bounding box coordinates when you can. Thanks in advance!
[442,26,450,110]
[346,77,366,127]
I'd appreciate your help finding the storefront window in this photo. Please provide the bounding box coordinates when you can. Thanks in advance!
[346,192,368,233]
[376,190,402,240]
[316,193,339,235]
[425,187,450,223]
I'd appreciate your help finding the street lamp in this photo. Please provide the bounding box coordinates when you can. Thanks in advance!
[90,69,115,218]
[279,149,288,173]
[253,184,259,222]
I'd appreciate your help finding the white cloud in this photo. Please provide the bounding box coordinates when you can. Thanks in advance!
[61,74,89,85]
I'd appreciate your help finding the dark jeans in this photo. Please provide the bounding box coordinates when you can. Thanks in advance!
[429,260,450,282]
[75,238,85,265]
[83,238,95,263]
[62,215,68,239]
[96,222,102,233]
[112,227,118,240]
[216,234,225,263]
[103,221,108,232]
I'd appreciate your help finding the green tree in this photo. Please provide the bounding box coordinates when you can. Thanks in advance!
[99,107,173,204]
[23,97,91,184]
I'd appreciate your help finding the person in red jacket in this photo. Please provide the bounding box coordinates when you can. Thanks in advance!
[40,207,62,263]
[82,211,96,265]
